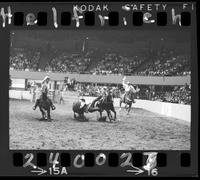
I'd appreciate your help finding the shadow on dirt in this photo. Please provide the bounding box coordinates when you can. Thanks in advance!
[35,118,53,122]
[97,116,107,122]
[73,116,89,122]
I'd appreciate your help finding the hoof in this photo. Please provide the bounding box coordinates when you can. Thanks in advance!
[52,106,56,110]
[75,115,87,121]
[33,107,36,110]
[98,116,107,122]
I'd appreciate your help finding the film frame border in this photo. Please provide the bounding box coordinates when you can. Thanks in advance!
[0,1,198,177]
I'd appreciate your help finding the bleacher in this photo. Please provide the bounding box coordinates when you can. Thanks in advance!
[10,47,191,76]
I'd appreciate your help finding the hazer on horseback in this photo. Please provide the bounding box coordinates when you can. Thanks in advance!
[33,75,56,111]
[119,76,139,114]
[32,76,56,120]
[92,86,109,107]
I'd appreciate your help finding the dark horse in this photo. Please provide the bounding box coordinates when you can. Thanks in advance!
[72,93,116,122]
[35,92,53,120]
[90,92,117,121]
[119,90,135,114]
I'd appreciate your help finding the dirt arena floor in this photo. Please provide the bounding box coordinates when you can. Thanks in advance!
[9,99,190,150]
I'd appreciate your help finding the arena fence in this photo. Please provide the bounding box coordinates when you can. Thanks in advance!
[9,90,191,122]
[10,70,190,85]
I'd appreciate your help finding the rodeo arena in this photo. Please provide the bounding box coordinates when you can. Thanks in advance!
[9,31,191,150]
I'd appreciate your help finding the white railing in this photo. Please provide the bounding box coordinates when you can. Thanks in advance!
[9,90,191,123]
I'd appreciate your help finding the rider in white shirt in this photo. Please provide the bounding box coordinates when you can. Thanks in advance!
[122,76,136,102]
[122,76,136,92]
[33,76,56,110]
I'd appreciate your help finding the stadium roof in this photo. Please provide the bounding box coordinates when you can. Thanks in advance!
[11,30,190,56]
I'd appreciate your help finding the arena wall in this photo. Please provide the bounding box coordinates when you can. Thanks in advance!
[10,70,190,85]
[79,97,191,122]
[9,90,32,100]
[9,90,191,123]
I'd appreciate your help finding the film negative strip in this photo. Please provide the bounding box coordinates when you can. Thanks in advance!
[0,1,198,177]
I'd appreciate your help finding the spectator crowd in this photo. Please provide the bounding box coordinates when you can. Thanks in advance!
[72,83,191,105]
[10,46,191,105]
[10,47,191,76]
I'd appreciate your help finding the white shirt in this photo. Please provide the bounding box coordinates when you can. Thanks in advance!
[122,81,136,93]
[41,81,51,94]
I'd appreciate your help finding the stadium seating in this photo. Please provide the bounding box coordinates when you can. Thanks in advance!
[10,47,191,105]
[10,47,190,76]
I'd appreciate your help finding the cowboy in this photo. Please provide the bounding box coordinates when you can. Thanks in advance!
[101,86,109,98]
[33,76,56,110]
[79,98,87,109]
[122,76,136,102]
[78,87,107,113]
[30,81,37,102]
[89,86,108,109]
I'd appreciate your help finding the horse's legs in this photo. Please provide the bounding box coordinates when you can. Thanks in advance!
[80,113,85,120]
[119,99,123,111]
[47,108,51,120]
[125,103,128,112]
[106,110,112,122]
[111,107,117,121]
[109,111,113,121]
[108,110,113,120]
[39,107,46,119]
[99,110,102,119]
[110,111,113,119]
[74,112,77,119]
[127,103,132,114]
[48,98,56,110]
[77,112,85,121]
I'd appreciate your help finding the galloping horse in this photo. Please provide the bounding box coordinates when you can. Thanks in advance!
[119,90,135,114]
[37,92,52,120]
[33,84,55,121]
[72,93,116,122]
